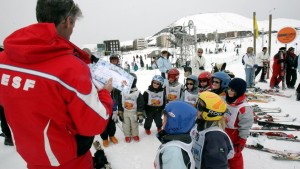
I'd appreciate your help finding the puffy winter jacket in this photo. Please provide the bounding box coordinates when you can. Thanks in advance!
[156,56,172,73]
[0,23,112,167]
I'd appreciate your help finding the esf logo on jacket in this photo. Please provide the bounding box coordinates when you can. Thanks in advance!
[1,73,35,91]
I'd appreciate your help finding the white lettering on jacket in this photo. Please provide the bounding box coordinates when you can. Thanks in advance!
[1,73,35,91]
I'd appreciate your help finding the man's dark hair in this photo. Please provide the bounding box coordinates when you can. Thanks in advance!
[36,0,82,26]
[262,47,267,51]
[161,50,169,55]
[109,54,120,61]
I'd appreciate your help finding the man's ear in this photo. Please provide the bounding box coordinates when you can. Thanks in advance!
[64,16,74,28]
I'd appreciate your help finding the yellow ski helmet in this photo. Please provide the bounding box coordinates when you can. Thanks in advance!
[197,91,227,121]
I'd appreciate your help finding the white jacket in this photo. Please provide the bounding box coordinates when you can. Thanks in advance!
[256,51,269,66]
[191,55,206,77]
[243,53,256,68]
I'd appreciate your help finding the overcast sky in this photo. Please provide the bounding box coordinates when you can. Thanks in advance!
[1,0,299,47]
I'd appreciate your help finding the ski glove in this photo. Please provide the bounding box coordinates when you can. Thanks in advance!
[137,112,144,124]
[234,138,247,153]
[118,111,124,122]
[112,111,118,123]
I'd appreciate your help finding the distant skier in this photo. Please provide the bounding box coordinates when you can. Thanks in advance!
[255,47,269,83]
[157,50,172,78]
[243,47,257,88]
[270,47,286,89]
[191,48,206,77]
[285,47,298,89]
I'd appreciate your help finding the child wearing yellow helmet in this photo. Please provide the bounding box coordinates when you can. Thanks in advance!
[190,91,234,169]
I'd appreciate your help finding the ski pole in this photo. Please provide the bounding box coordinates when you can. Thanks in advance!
[116,122,124,133]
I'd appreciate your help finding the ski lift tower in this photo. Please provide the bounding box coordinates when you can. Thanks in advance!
[168,20,197,67]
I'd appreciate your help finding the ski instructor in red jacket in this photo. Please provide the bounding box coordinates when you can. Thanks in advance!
[0,0,113,169]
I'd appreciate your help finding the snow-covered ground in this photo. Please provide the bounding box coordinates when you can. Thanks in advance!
[1,32,300,169]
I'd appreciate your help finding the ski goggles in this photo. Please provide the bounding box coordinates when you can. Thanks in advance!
[196,99,224,117]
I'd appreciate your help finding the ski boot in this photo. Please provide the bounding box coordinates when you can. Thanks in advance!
[109,136,118,144]
[297,93,300,101]
[4,136,14,146]
[102,140,109,147]
[145,129,151,135]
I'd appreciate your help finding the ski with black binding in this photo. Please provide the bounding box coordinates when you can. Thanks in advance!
[257,121,300,130]
[246,144,300,161]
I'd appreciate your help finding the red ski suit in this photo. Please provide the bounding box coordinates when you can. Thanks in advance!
[270,52,286,88]
[225,95,254,169]
[0,23,112,169]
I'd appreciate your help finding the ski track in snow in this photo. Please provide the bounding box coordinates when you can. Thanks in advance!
[1,33,300,169]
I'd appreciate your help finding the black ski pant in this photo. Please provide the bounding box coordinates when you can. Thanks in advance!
[0,106,12,138]
[286,69,297,88]
[144,110,162,130]
[296,83,300,93]
[100,116,116,140]
[255,64,268,81]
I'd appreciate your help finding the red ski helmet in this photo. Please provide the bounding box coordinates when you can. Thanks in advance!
[167,68,180,80]
[198,71,212,87]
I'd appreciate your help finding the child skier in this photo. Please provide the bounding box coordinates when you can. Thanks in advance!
[181,75,199,107]
[224,78,254,169]
[183,66,192,84]
[154,101,197,169]
[190,91,234,169]
[143,75,166,135]
[198,71,212,93]
[100,55,120,147]
[165,68,183,102]
[118,73,145,142]
[210,72,231,97]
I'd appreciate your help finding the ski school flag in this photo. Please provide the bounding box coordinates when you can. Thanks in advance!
[254,15,259,39]
[90,60,134,94]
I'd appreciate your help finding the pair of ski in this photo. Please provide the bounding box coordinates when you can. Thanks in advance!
[262,89,292,98]
[247,87,292,98]
[246,143,300,161]
[251,121,300,131]
[252,104,281,113]
[252,105,296,122]
[246,92,275,103]
[250,131,300,142]
[254,115,296,123]
[253,107,281,114]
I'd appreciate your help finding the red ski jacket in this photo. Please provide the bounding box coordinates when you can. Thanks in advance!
[272,52,286,72]
[0,23,112,167]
